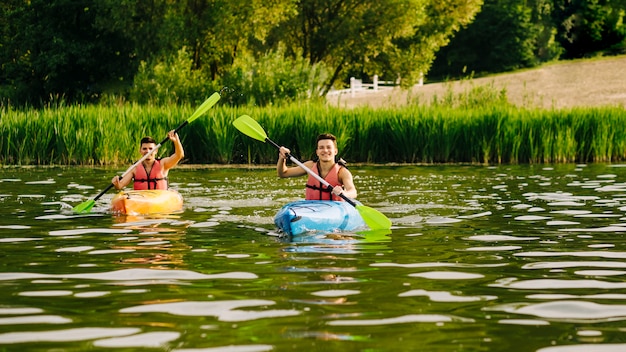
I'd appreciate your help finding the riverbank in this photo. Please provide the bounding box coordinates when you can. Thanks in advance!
[327,55,626,110]
[3,103,626,165]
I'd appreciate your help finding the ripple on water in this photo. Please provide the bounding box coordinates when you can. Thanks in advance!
[56,246,94,253]
[35,213,104,220]
[327,314,474,326]
[468,235,539,242]
[25,179,55,185]
[189,221,220,228]
[550,210,592,215]
[74,291,110,298]
[409,271,484,280]
[498,319,550,326]
[17,194,46,199]
[573,214,622,218]
[457,211,492,219]
[398,289,497,302]
[0,225,30,229]
[516,251,626,259]
[522,261,626,270]
[488,300,626,323]
[574,270,626,276]
[548,201,588,206]
[547,220,580,226]
[214,254,251,259]
[18,291,74,297]
[465,246,522,251]
[49,228,132,236]
[0,308,43,315]
[0,269,258,282]
[425,217,463,224]
[0,315,71,325]
[528,207,546,212]
[88,249,135,255]
[311,290,360,297]
[514,215,551,221]
[93,331,181,348]
[490,278,626,290]
[588,244,615,248]
[371,262,506,269]
[0,237,42,243]
[120,300,300,322]
[0,327,141,344]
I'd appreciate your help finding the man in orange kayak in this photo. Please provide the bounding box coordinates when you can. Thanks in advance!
[276,133,357,201]
[111,130,184,190]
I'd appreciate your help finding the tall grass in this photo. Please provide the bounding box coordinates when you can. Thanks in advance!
[1,102,626,165]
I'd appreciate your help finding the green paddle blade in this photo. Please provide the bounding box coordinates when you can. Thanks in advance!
[188,92,221,123]
[72,199,95,214]
[232,113,392,231]
[355,204,392,230]
[232,115,268,142]
[72,92,220,215]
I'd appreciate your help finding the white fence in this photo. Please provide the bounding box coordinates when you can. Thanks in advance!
[327,74,423,97]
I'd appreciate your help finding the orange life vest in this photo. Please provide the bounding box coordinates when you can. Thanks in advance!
[305,162,343,201]
[134,159,168,190]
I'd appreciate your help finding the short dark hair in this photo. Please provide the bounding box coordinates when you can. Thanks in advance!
[140,136,156,145]
[316,133,337,148]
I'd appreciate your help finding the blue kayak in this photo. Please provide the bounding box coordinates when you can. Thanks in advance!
[274,200,367,236]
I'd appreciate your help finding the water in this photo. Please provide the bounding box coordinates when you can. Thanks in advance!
[2,164,626,351]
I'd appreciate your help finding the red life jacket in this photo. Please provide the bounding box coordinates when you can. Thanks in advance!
[134,159,168,190]
[305,162,343,201]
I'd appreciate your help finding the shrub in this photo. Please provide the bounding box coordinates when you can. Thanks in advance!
[221,48,328,107]
[130,47,217,105]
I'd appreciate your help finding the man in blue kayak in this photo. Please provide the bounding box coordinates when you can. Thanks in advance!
[111,130,184,190]
[277,133,357,201]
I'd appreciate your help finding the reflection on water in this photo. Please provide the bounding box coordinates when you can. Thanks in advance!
[4,164,626,350]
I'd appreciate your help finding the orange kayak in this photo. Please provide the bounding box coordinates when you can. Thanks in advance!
[111,190,183,215]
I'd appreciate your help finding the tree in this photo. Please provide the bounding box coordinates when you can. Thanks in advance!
[388,0,486,86]
[161,0,296,80]
[0,0,136,105]
[276,0,483,93]
[430,0,562,79]
[553,0,626,58]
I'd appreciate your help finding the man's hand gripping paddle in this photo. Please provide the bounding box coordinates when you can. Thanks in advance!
[232,114,392,230]
[72,92,221,213]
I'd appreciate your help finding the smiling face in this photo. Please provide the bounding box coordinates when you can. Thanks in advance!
[139,142,157,161]
[316,138,338,162]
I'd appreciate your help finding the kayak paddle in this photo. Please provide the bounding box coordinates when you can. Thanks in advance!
[73,92,221,213]
[232,114,392,230]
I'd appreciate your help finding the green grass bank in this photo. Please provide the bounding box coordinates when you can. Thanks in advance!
[2,102,626,165]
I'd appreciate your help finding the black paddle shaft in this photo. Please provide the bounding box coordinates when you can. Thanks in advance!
[265,137,358,207]
[160,120,189,145]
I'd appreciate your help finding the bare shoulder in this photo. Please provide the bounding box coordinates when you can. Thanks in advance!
[338,165,353,178]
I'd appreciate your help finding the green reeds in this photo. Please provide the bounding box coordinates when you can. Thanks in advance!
[2,102,626,165]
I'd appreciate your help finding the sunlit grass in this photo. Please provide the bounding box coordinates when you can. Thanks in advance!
[2,101,626,165]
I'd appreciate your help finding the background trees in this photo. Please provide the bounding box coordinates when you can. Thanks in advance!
[430,0,626,79]
[1,0,624,107]
[0,0,136,104]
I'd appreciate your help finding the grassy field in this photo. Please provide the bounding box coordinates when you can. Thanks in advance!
[329,55,626,110]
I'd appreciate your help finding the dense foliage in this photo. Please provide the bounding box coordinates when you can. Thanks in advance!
[1,1,624,106]
[0,0,481,107]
